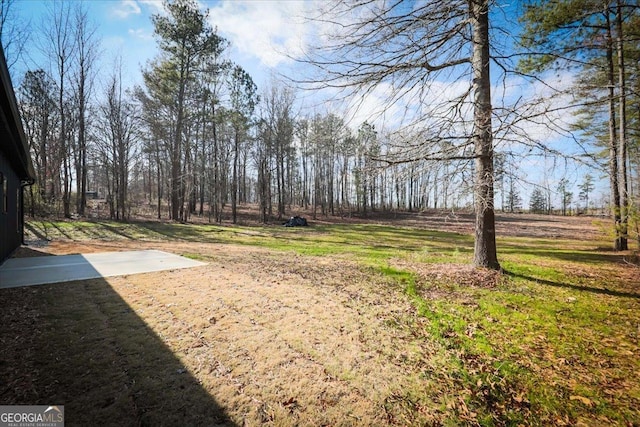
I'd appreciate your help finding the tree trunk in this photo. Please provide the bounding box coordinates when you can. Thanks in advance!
[199,109,206,216]
[605,11,623,251]
[211,101,221,223]
[232,127,239,224]
[119,138,127,221]
[155,142,162,219]
[276,138,285,220]
[471,0,499,270]
[76,65,87,216]
[172,56,188,221]
[615,1,628,250]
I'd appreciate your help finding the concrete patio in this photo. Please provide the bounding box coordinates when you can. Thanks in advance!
[0,250,206,289]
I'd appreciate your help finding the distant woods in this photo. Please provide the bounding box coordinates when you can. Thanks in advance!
[9,0,477,225]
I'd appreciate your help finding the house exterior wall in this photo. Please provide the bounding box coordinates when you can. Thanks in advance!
[0,44,33,264]
[0,150,22,262]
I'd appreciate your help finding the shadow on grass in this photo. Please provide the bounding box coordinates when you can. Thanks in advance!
[0,250,235,426]
[100,222,135,240]
[500,242,629,266]
[24,222,51,241]
[48,222,75,240]
[504,270,640,300]
[136,221,219,243]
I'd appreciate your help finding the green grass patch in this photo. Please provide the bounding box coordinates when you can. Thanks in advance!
[180,252,209,261]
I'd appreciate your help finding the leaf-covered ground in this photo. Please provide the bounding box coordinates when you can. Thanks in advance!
[1,214,638,426]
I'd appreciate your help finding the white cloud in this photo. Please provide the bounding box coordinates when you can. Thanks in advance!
[111,0,165,19]
[493,70,581,151]
[111,0,141,19]
[208,1,310,68]
[128,28,154,41]
[138,0,166,15]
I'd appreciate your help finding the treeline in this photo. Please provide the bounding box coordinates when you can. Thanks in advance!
[14,0,472,224]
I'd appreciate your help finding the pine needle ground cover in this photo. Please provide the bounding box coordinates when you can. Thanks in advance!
[1,216,638,426]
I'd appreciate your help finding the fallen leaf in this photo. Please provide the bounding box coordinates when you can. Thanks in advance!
[513,393,529,404]
[569,395,593,407]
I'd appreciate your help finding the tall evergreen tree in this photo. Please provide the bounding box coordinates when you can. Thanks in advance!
[557,178,573,216]
[19,69,57,211]
[227,65,258,224]
[144,0,223,221]
[519,0,639,249]
[529,187,547,214]
[579,173,595,213]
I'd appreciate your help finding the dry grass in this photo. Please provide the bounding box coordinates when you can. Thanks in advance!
[2,243,442,425]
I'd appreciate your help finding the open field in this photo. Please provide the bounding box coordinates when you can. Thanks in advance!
[2,212,639,426]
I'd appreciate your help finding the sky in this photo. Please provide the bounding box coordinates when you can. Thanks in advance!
[12,0,307,89]
[8,0,608,209]
[11,0,352,129]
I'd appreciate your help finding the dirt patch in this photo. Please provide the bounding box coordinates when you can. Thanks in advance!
[305,210,605,240]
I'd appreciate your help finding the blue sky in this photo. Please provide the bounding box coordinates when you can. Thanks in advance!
[12,0,306,89]
[9,0,607,209]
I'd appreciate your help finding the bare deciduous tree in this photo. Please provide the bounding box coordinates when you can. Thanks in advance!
[72,2,99,216]
[95,61,138,220]
[256,82,296,223]
[43,1,75,218]
[0,0,29,72]
[300,0,500,269]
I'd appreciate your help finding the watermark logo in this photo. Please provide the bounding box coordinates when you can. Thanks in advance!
[0,405,64,427]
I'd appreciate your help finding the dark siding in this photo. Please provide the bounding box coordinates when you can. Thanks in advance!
[0,44,34,263]
[0,150,21,262]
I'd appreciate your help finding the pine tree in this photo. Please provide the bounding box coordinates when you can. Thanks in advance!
[144,0,223,221]
[519,0,638,249]
[529,188,547,214]
[557,178,573,216]
[579,173,595,214]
